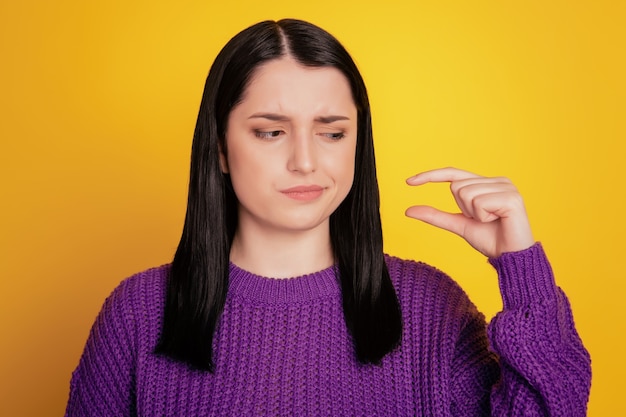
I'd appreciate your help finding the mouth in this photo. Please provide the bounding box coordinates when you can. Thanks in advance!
[280,185,325,201]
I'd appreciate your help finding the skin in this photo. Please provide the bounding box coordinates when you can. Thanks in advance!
[221,57,535,278]
[221,57,357,278]
[405,167,535,258]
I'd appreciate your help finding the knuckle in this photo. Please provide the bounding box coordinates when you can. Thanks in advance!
[456,184,470,200]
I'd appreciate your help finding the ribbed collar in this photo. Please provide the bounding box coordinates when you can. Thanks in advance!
[227,263,341,304]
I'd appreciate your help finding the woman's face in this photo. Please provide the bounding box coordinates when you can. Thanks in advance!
[222,57,357,237]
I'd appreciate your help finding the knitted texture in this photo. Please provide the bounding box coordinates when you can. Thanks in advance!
[65,243,591,416]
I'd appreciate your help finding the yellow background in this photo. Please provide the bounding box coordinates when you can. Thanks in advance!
[1,1,623,415]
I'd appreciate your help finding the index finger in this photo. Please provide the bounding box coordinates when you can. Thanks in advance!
[406,167,481,186]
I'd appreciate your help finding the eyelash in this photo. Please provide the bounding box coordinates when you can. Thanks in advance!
[253,130,346,140]
[325,132,345,140]
[254,130,282,140]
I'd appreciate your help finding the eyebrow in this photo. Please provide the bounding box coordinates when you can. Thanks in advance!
[248,113,351,123]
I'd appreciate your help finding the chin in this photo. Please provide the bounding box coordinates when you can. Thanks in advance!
[271,215,332,233]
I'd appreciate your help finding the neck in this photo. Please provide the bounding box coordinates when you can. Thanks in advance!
[229,220,334,279]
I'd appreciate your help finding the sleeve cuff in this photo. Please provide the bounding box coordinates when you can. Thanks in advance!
[488,242,559,310]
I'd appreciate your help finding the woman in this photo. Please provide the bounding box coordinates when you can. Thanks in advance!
[65,19,591,416]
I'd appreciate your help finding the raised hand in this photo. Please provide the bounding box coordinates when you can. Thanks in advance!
[405,167,535,258]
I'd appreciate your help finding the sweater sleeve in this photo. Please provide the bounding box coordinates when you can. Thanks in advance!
[486,243,591,416]
[65,277,139,417]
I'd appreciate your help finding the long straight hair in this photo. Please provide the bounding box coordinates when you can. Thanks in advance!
[155,19,401,371]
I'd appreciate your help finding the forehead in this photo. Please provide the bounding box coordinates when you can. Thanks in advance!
[236,57,356,116]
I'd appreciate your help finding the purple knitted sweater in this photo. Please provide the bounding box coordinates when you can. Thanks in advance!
[65,244,591,416]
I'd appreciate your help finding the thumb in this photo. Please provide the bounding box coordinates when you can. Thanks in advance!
[405,205,468,238]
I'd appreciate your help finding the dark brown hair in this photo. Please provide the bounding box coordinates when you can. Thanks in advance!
[156,18,401,371]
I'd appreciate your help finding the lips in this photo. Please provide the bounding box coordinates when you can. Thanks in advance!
[280,185,325,201]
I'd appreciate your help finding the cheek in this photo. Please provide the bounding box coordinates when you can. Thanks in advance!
[333,149,356,194]
[226,144,277,201]
[341,166,356,194]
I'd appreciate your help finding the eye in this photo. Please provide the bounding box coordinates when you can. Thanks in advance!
[254,130,283,140]
[322,132,346,140]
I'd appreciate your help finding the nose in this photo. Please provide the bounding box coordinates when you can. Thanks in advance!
[287,131,316,174]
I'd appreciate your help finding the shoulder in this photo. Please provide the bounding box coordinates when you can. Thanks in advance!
[85,264,170,352]
[384,254,467,298]
[384,254,479,322]
[96,264,170,329]
[67,265,170,415]
[108,264,169,302]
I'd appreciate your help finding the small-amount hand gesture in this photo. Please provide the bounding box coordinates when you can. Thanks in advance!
[405,167,535,258]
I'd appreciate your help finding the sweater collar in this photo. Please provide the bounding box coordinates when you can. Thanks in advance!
[227,263,341,304]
